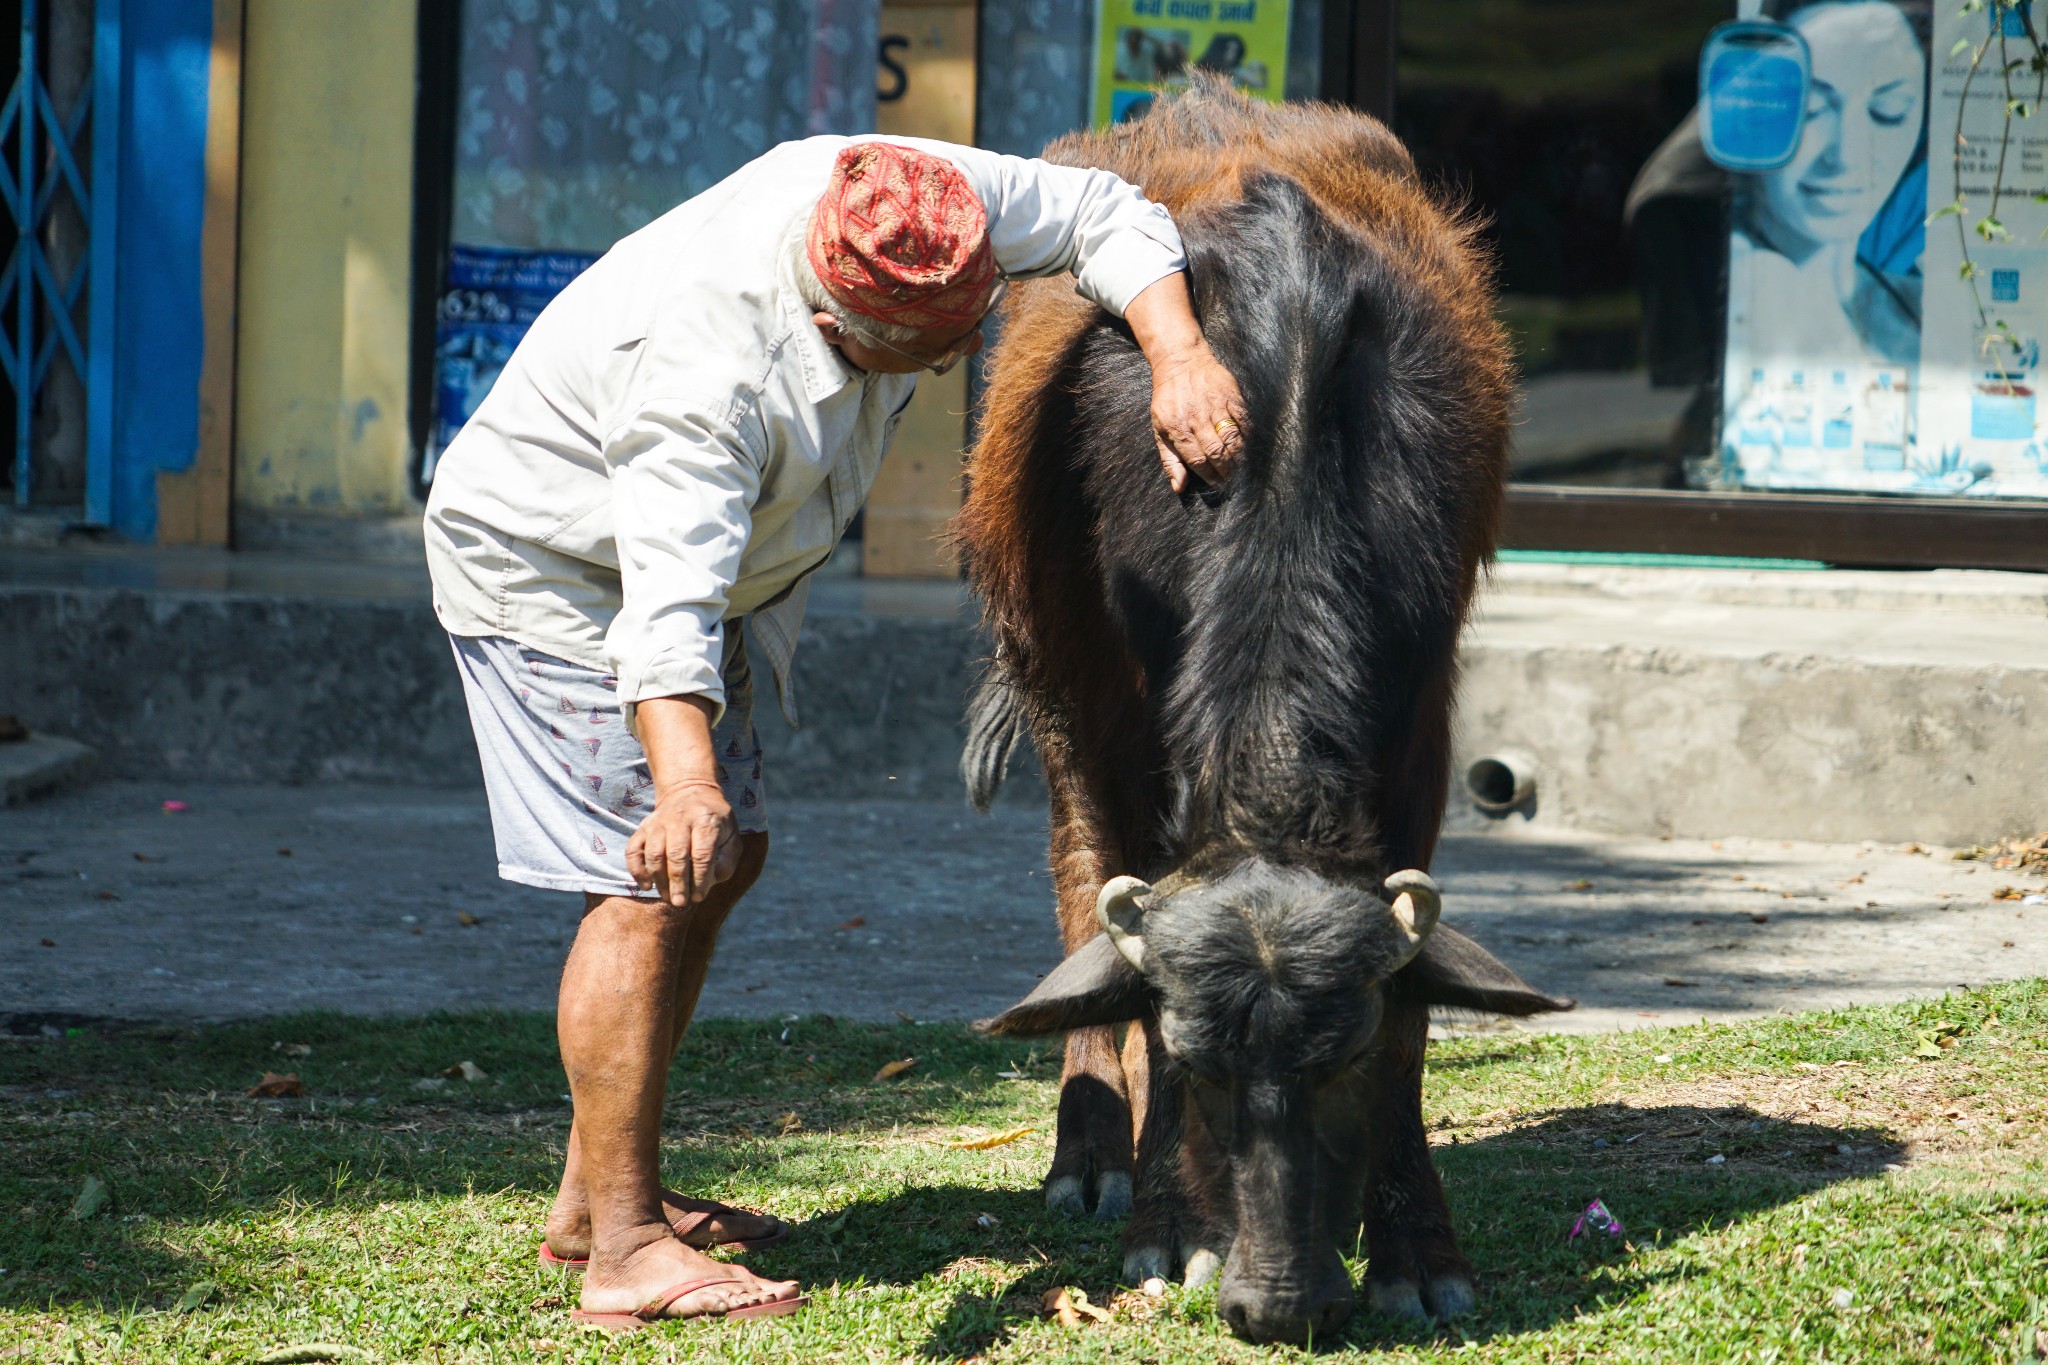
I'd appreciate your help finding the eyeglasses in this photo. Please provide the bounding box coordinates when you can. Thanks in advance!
[863,278,1010,376]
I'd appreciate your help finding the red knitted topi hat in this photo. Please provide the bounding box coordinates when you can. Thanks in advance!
[806,142,999,332]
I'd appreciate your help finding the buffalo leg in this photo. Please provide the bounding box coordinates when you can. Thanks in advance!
[1041,767,1136,1219]
[1119,1019,1224,1286]
[1359,998,1474,1320]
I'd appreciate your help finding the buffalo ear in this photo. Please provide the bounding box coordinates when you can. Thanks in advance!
[1399,923,1576,1016]
[976,934,1150,1037]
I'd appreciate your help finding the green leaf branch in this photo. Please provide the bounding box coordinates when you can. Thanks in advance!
[1947,0,2048,357]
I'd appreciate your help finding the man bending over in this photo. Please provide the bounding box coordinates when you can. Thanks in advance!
[424,135,1245,1330]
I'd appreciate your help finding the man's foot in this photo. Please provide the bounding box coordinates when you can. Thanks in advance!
[574,1225,800,1326]
[545,1188,786,1262]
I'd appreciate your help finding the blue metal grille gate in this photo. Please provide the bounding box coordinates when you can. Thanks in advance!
[0,0,117,523]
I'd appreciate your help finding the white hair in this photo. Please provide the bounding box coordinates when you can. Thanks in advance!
[786,227,929,349]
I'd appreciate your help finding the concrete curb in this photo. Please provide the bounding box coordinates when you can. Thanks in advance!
[2,568,2042,842]
[0,733,98,806]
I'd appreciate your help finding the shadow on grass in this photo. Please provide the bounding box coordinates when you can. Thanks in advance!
[867,1102,1902,1360]
[0,1021,1903,1353]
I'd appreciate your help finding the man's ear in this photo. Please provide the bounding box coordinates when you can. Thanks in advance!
[1398,923,1576,1016]
[976,934,1150,1037]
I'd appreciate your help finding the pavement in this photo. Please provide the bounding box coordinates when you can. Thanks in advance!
[4,782,2041,1035]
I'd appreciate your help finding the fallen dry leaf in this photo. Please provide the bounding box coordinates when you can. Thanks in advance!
[1663,977,1699,988]
[1042,1286,1113,1327]
[440,1060,487,1082]
[873,1057,917,1082]
[1993,885,2023,901]
[949,1127,1035,1151]
[1566,879,1594,891]
[93,890,119,901]
[68,1174,111,1221]
[835,916,866,930]
[456,911,481,927]
[246,1072,306,1098]
[775,1111,804,1136]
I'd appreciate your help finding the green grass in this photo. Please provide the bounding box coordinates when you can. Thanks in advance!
[4,982,2046,1363]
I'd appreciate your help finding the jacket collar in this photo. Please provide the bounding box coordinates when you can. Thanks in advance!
[775,221,859,405]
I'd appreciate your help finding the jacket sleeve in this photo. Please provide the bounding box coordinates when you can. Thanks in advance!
[928,141,1188,317]
[601,396,764,732]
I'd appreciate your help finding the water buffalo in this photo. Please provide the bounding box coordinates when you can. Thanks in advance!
[955,81,1574,1344]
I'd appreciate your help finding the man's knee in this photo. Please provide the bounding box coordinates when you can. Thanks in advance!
[696,830,769,930]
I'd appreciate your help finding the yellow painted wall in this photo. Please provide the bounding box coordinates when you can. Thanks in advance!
[235,0,418,519]
[864,0,978,578]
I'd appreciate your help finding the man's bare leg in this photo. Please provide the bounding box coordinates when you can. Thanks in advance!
[553,851,793,1317]
[545,834,774,1258]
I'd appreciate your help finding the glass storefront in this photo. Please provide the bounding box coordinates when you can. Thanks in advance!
[1396,0,1733,491]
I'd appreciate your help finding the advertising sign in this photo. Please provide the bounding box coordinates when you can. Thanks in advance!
[1716,1,2048,498]
[1715,3,1929,493]
[1091,0,1292,126]
[431,246,595,471]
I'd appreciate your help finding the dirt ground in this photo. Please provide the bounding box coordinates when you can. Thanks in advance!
[2,782,2041,1034]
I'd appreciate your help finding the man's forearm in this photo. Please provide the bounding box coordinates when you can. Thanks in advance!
[634,694,723,797]
[1124,272,1208,365]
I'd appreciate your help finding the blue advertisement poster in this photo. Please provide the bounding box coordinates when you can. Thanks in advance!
[430,246,597,472]
[1715,2,1929,493]
[1717,0,2048,498]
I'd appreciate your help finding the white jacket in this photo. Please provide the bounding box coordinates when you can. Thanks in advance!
[424,134,1186,729]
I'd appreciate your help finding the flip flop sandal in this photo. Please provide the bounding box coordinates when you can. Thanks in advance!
[538,1202,790,1270]
[568,1277,807,1332]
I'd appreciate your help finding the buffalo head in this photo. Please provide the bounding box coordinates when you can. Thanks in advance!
[980,860,1571,1344]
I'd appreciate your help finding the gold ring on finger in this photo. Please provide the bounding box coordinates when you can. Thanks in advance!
[1214,418,1240,440]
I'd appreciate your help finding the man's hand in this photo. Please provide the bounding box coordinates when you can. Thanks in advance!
[1125,271,1249,493]
[627,694,737,907]
[626,779,740,907]
[1149,343,1248,492]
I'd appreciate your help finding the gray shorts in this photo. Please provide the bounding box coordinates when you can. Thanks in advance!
[450,633,767,898]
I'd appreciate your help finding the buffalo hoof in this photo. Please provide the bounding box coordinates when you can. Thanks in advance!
[1368,1275,1475,1321]
[1043,1169,1132,1219]
[1367,1278,1427,1320]
[1123,1243,1172,1284]
[1182,1248,1223,1290]
[1093,1171,1133,1221]
[1044,1174,1088,1216]
[1425,1274,1476,1319]
[1122,1241,1223,1289]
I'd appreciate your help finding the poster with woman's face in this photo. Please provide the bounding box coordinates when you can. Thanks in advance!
[1719,0,1931,492]
[1720,0,2048,497]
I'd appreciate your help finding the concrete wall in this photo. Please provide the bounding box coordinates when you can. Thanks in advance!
[234,0,419,526]
[3,564,2039,846]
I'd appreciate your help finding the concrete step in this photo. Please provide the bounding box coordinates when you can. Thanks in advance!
[1,546,2042,844]
[0,733,98,806]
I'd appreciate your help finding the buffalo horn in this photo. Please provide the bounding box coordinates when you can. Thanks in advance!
[1095,875,1153,972]
[1384,869,1441,967]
